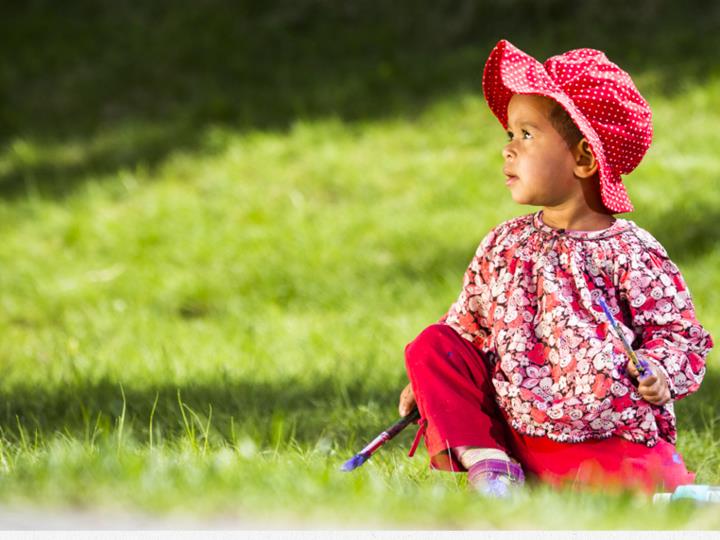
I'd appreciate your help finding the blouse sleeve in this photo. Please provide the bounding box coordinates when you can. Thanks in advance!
[619,241,713,401]
[439,229,496,350]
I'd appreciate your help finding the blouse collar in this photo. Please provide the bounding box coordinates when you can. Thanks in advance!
[532,210,630,240]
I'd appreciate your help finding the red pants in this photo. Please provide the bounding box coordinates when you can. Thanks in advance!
[404,324,695,493]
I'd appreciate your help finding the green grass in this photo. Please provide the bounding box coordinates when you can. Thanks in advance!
[1,0,720,529]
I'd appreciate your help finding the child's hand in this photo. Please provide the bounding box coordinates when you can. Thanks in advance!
[626,356,671,406]
[398,383,416,417]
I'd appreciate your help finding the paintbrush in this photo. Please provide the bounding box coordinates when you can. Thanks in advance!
[341,408,420,471]
[597,297,651,377]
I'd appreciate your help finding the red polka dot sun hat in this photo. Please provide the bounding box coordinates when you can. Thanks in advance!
[482,39,653,214]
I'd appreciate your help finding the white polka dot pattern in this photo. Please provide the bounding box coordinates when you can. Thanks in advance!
[482,40,653,214]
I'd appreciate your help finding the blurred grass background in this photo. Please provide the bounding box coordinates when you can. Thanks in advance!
[0,0,719,528]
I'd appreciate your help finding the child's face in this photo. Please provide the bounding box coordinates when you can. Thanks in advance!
[502,94,581,208]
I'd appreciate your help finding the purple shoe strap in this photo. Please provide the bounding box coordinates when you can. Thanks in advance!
[467,459,525,484]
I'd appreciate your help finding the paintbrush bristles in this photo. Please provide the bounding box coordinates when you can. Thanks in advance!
[340,453,368,472]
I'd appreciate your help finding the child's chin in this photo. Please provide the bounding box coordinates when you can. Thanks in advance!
[509,192,533,205]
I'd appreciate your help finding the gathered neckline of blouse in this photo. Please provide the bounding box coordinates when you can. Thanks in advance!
[532,210,631,241]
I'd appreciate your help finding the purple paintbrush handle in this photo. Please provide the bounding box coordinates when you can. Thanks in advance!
[357,432,391,456]
[597,297,651,376]
[356,409,419,457]
[341,408,420,472]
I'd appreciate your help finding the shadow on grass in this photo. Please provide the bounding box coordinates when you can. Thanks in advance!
[0,374,408,451]
[635,200,720,263]
[2,0,720,199]
[1,363,717,454]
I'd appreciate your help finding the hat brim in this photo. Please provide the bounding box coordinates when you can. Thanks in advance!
[482,40,633,214]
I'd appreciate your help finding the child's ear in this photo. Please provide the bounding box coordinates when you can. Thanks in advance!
[573,139,598,179]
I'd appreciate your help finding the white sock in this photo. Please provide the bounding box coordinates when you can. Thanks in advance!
[458,448,511,469]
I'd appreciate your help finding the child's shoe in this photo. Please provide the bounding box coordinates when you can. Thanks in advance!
[467,458,525,498]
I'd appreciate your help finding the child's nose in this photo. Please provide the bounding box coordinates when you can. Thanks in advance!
[502,144,515,160]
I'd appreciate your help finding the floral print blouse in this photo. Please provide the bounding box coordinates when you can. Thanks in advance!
[441,211,713,446]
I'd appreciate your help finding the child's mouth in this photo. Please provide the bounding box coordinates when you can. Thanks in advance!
[503,168,518,186]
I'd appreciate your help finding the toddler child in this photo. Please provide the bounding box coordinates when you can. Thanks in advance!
[398,39,714,497]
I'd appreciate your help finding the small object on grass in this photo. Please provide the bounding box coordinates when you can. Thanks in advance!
[341,408,420,471]
[653,484,720,504]
[597,297,651,377]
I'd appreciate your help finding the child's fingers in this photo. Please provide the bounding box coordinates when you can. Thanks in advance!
[399,396,415,417]
[626,359,640,379]
[628,357,672,405]
[641,386,671,406]
[639,376,671,406]
[639,373,658,388]
[640,383,660,400]
[398,383,415,416]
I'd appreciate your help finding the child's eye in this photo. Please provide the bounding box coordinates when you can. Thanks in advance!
[506,130,532,141]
